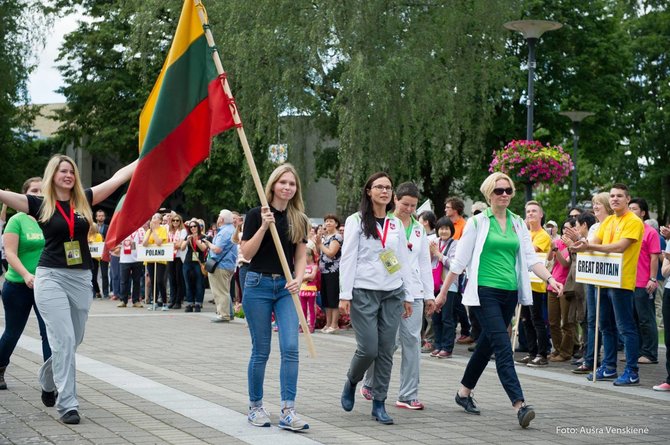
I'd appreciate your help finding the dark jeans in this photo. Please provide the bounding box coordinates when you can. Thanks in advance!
[520,291,550,358]
[167,257,185,306]
[182,262,204,305]
[600,287,638,372]
[147,263,168,304]
[432,291,459,352]
[110,255,121,297]
[583,284,602,367]
[662,288,670,384]
[453,293,471,337]
[91,259,109,296]
[120,262,143,303]
[470,306,481,341]
[0,281,52,366]
[461,286,524,405]
[634,287,658,362]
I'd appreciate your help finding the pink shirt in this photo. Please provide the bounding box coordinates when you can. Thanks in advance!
[635,224,661,288]
[548,239,570,292]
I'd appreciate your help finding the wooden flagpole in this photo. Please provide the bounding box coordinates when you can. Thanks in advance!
[591,286,601,383]
[193,0,316,357]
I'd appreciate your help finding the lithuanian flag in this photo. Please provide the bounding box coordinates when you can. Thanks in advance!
[105,0,236,250]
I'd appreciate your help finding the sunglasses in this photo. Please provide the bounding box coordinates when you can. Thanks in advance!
[493,187,514,196]
[189,225,198,228]
[172,220,181,223]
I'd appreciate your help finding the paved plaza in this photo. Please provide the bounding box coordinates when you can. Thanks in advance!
[1,290,669,444]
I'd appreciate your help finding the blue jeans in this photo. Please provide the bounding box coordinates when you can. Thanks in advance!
[182,262,204,305]
[110,255,121,297]
[662,288,670,384]
[242,271,299,405]
[583,284,602,367]
[600,287,638,372]
[432,291,459,352]
[238,264,249,299]
[1,281,52,367]
[634,287,658,362]
[462,287,524,405]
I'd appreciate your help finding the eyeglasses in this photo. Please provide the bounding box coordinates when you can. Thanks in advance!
[492,187,514,196]
[371,185,393,192]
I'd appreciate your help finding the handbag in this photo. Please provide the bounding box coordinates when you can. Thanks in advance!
[199,261,208,277]
[205,256,223,273]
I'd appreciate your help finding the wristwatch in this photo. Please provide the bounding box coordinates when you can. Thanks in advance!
[649,278,657,283]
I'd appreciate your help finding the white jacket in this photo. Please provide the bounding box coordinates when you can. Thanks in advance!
[449,208,541,306]
[339,212,413,302]
[403,217,435,301]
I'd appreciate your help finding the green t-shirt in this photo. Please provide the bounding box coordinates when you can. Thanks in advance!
[478,210,520,290]
[4,213,45,283]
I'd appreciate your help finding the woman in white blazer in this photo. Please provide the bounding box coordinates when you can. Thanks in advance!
[435,172,563,429]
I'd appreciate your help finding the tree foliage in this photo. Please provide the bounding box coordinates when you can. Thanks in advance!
[38,0,670,223]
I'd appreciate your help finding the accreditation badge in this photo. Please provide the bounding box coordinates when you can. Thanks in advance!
[379,249,401,274]
[64,241,83,266]
[192,252,199,262]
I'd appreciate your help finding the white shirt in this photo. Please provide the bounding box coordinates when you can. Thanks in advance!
[168,228,188,261]
[400,216,434,300]
[339,212,413,302]
[120,228,145,263]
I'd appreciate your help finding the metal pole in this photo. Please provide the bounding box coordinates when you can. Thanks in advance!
[526,37,537,141]
[571,122,580,209]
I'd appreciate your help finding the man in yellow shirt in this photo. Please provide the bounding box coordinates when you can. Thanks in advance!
[572,183,644,386]
[516,201,551,368]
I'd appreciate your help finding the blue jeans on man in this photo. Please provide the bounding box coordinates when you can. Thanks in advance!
[600,287,639,372]
[242,271,299,406]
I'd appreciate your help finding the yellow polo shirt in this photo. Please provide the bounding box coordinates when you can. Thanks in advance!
[596,212,643,291]
[530,228,551,293]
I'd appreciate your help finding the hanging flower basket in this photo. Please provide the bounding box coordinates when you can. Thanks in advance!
[488,139,573,185]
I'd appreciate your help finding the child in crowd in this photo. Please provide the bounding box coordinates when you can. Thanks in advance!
[299,247,319,333]
[429,217,459,358]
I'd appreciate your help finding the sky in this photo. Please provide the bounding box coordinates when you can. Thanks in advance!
[27,14,81,104]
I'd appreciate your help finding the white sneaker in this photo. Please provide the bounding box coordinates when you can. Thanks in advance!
[248,406,271,427]
[278,408,309,431]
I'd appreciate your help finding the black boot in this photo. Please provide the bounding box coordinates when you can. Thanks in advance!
[371,400,393,424]
[0,366,7,390]
[341,378,356,411]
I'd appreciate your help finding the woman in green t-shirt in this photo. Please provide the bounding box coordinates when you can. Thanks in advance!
[0,178,52,400]
[434,172,563,429]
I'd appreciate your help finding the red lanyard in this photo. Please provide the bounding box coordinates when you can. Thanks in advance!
[191,236,198,251]
[55,201,75,239]
[377,218,390,249]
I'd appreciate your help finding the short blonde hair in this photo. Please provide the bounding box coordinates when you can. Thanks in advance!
[480,172,515,204]
[592,192,613,215]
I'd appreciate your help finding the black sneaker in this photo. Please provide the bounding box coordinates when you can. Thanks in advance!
[41,390,57,407]
[527,356,548,368]
[515,355,533,365]
[517,404,535,428]
[194,304,201,313]
[60,410,80,424]
[455,391,480,415]
[184,305,193,313]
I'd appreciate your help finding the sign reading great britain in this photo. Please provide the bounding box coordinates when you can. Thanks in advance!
[137,244,174,262]
[575,252,623,288]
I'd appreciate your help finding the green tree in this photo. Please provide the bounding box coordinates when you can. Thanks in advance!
[0,1,52,191]
[626,2,670,222]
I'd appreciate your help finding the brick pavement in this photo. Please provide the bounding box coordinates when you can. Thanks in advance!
[1,292,669,444]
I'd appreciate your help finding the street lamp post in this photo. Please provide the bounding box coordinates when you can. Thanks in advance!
[560,111,594,209]
[504,19,562,201]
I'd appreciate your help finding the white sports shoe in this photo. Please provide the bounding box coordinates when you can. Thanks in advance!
[248,406,271,427]
[278,408,309,431]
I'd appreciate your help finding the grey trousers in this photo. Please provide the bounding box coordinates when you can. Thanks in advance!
[34,267,93,416]
[364,298,423,401]
[347,286,404,401]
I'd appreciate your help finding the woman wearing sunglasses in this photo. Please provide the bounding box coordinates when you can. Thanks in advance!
[167,213,187,309]
[434,172,562,429]
[181,219,207,312]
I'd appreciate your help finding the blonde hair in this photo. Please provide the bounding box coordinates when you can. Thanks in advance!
[169,212,184,232]
[40,155,93,227]
[592,192,613,215]
[264,163,310,244]
[480,172,515,204]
